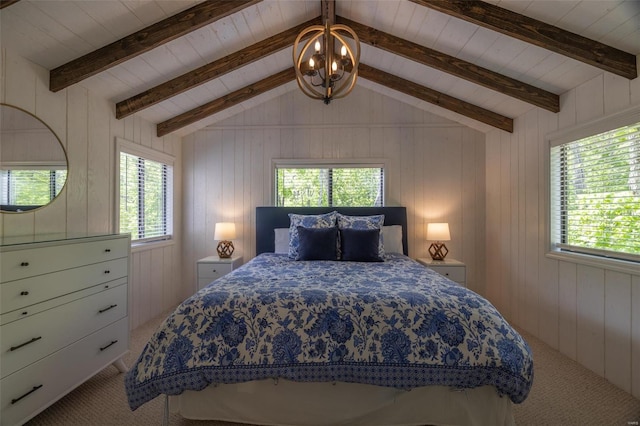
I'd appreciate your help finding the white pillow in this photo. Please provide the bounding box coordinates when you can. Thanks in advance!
[381,225,403,254]
[274,228,290,254]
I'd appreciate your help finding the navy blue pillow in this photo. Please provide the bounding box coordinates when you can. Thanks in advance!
[340,228,383,262]
[296,226,338,260]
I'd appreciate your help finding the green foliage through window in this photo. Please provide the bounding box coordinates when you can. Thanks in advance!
[276,166,384,207]
[0,169,67,206]
[550,121,640,259]
[119,151,173,242]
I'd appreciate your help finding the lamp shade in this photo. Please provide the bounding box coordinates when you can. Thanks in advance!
[426,223,450,241]
[214,222,236,241]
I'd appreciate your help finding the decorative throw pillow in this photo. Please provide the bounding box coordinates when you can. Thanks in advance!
[288,211,337,259]
[336,213,385,258]
[340,228,383,262]
[296,226,338,260]
[381,225,403,254]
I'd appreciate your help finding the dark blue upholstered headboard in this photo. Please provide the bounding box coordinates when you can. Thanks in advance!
[255,206,408,256]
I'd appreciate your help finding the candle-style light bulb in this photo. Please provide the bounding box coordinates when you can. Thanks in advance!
[309,57,315,68]
[341,45,347,57]
[332,61,338,72]
[315,40,321,52]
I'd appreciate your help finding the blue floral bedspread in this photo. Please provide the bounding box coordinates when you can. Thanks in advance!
[125,253,533,410]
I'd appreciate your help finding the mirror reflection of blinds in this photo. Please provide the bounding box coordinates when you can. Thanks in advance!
[0,169,67,205]
[119,152,173,242]
[276,166,384,207]
[550,123,640,261]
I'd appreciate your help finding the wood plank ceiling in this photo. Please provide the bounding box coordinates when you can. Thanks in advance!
[1,0,638,136]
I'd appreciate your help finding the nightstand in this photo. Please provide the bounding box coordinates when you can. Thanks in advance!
[417,257,466,287]
[197,255,243,290]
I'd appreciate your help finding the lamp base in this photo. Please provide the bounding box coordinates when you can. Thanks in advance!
[428,242,448,261]
[217,241,235,258]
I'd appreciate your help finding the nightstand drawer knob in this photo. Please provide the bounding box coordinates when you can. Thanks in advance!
[212,269,217,273]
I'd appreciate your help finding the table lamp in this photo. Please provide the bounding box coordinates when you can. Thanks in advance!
[427,222,450,261]
[214,222,236,258]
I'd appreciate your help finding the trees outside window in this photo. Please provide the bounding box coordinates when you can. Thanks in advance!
[118,140,173,243]
[276,165,384,207]
[550,120,639,260]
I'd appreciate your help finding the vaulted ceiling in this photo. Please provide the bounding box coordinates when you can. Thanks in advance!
[1,0,638,137]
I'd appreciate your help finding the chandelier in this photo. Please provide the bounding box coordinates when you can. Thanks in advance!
[293,0,360,104]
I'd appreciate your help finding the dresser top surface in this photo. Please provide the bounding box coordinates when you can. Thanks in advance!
[1,232,129,249]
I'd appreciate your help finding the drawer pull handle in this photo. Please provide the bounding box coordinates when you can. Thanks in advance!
[105,248,111,253]
[20,291,29,296]
[100,340,118,351]
[212,269,217,273]
[11,384,43,405]
[104,270,111,274]
[10,336,42,351]
[99,304,117,313]
[20,262,30,267]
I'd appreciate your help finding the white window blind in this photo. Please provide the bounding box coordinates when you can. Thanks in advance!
[0,168,67,206]
[550,120,640,261]
[119,151,173,243]
[275,165,384,207]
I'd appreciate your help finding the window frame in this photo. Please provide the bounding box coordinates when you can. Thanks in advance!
[545,105,640,274]
[272,159,386,207]
[115,138,175,248]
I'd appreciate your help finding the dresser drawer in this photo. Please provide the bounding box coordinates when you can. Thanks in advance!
[197,262,233,280]
[1,258,128,314]
[1,317,128,426]
[1,283,127,379]
[1,236,129,283]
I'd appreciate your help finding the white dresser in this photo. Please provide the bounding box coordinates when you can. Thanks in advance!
[0,233,130,426]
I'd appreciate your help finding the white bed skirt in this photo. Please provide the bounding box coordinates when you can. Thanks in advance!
[169,380,515,426]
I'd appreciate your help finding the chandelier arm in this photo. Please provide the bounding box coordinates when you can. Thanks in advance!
[294,30,328,98]
[325,30,359,98]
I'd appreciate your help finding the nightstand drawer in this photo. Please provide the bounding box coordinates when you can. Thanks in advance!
[197,263,232,280]
[429,266,465,283]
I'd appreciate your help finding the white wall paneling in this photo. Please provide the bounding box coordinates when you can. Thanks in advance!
[182,86,486,301]
[0,48,184,330]
[485,71,640,398]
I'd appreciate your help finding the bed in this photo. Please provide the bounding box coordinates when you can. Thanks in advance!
[125,207,533,426]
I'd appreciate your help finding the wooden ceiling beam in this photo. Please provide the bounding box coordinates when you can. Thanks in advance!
[359,63,513,132]
[117,17,322,119]
[338,16,559,113]
[49,0,262,92]
[0,0,21,9]
[157,68,295,137]
[411,0,637,80]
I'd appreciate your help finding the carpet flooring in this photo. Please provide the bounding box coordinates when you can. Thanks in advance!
[25,309,640,426]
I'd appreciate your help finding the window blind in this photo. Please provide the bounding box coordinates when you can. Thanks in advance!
[0,168,67,205]
[119,152,173,242]
[550,121,640,261]
[275,165,384,207]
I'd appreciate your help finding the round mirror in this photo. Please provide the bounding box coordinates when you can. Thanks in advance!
[0,104,68,213]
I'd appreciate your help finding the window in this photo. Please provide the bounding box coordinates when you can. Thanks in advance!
[117,139,173,243]
[1,168,67,207]
[275,162,384,207]
[549,112,640,262]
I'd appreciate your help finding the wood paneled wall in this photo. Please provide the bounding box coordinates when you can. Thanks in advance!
[0,49,185,330]
[485,71,640,398]
[181,86,487,297]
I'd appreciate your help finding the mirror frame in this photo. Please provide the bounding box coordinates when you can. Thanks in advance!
[0,103,69,213]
